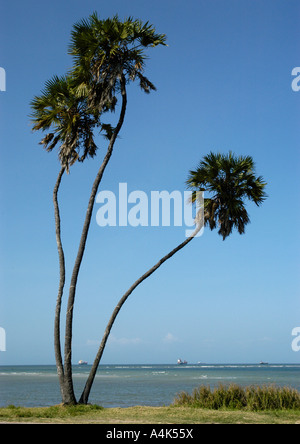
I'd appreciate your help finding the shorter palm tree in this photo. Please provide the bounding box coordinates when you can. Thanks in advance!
[79,151,267,404]
[30,74,100,402]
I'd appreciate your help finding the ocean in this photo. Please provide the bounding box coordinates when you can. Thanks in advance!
[0,364,299,408]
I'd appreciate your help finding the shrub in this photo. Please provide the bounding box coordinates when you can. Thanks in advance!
[173,384,300,411]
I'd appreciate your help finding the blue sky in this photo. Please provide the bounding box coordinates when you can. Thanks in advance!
[0,0,299,365]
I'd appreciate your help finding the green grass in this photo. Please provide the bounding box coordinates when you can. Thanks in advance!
[2,403,103,420]
[173,384,300,411]
[0,404,299,424]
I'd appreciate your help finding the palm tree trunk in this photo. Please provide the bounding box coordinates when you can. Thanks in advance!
[53,167,66,400]
[63,74,127,404]
[79,222,202,404]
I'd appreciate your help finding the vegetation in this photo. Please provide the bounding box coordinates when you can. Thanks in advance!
[173,384,300,411]
[0,402,300,424]
[187,151,267,239]
[30,13,267,408]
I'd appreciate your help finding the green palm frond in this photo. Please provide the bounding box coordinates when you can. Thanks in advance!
[187,151,267,240]
[30,75,98,172]
[68,13,166,111]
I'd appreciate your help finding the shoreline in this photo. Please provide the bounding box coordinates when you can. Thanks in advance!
[1,364,300,409]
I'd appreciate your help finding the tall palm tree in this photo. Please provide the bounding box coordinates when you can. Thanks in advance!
[30,75,99,402]
[58,14,167,404]
[79,151,267,404]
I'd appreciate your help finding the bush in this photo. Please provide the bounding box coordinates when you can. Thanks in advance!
[173,384,300,411]
[0,404,103,420]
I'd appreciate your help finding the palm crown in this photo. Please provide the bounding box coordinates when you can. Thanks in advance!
[187,151,267,240]
[69,13,167,112]
[30,75,98,172]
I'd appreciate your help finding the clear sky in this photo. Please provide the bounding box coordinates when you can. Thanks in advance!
[0,0,299,365]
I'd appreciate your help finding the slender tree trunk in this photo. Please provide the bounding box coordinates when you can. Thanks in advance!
[53,167,66,401]
[79,222,202,404]
[63,74,127,404]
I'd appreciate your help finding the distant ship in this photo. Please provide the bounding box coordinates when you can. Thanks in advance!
[177,359,188,365]
[78,360,88,365]
[259,361,269,365]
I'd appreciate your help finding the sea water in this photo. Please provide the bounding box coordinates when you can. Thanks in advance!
[0,364,299,408]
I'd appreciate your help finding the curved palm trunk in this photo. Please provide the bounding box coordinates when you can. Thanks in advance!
[79,222,202,404]
[63,75,127,404]
[53,167,66,399]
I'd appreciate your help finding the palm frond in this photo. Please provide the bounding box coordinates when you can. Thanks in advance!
[187,151,267,240]
[30,74,99,172]
[68,13,166,105]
